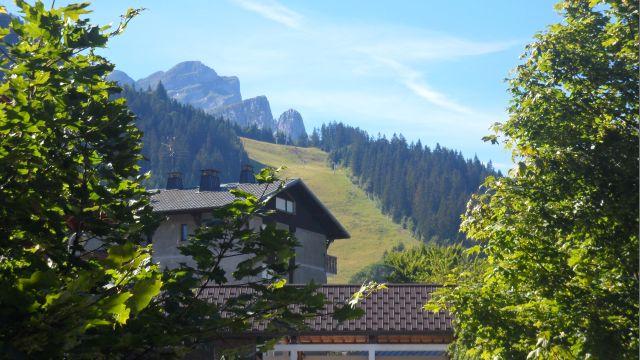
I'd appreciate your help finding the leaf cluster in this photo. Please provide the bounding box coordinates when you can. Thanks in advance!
[349,243,484,285]
[430,1,639,358]
[0,1,162,357]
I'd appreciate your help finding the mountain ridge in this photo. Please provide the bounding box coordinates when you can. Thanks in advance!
[107,70,135,88]
[111,61,307,141]
[135,61,242,113]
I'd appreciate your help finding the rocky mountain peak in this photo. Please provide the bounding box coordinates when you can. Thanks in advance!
[170,61,218,76]
[277,109,307,142]
[127,61,306,138]
[135,61,241,112]
[215,95,275,130]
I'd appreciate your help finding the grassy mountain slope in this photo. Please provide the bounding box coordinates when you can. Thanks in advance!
[241,138,421,283]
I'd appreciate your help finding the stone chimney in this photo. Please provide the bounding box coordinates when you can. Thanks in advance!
[199,169,221,191]
[166,171,183,190]
[239,164,255,183]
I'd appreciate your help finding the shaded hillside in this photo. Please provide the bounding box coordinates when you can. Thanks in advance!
[241,138,421,283]
[317,122,499,243]
[121,85,248,188]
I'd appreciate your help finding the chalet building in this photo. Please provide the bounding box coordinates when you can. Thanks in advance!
[150,167,453,359]
[149,166,348,284]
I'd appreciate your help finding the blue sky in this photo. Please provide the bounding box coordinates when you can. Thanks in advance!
[9,1,560,171]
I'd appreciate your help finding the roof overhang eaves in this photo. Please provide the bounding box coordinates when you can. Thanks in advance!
[153,207,215,215]
[284,179,350,240]
[214,329,454,338]
[291,330,454,336]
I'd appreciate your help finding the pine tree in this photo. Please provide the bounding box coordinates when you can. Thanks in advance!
[310,128,321,147]
[120,87,249,187]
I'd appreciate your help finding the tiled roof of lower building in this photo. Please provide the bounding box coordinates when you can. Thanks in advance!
[199,284,452,335]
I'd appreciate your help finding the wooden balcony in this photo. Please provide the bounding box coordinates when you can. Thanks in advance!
[325,254,337,275]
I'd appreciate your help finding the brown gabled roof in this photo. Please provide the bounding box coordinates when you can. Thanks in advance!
[199,284,452,335]
[149,180,295,213]
[150,179,350,239]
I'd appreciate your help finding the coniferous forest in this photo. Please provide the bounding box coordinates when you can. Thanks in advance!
[315,122,498,243]
[121,81,498,243]
[121,84,249,188]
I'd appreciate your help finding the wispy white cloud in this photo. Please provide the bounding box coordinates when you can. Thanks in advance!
[286,24,514,114]
[204,2,514,165]
[230,0,303,29]
[373,57,473,114]
[268,87,495,134]
[403,80,473,115]
[356,35,516,62]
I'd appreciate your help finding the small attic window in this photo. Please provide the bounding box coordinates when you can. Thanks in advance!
[275,197,295,214]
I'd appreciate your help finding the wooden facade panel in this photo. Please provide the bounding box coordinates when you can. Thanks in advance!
[298,335,369,344]
[377,335,452,344]
[293,335,451,345]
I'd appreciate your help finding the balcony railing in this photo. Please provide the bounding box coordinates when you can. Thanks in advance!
[325,254,337,275]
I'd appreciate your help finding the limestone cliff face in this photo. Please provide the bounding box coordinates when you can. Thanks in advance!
[276,109,307,141]
[128,61,307,136]
[136,61,241,113]
[215,95,275,130]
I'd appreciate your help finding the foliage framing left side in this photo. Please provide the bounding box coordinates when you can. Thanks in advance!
[0,1,162,357]
[0,3,375,358]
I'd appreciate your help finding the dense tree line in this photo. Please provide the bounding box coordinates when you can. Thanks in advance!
[316,123,498,243]
[121,84,249,188]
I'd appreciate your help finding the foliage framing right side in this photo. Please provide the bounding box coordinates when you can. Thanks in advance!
[429,0,639,358]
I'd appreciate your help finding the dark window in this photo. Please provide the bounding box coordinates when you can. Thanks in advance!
[180,224,188,242]
[275,196,295,214]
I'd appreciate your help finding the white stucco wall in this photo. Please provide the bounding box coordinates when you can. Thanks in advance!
[292,227,328,284]
[152,213,198,269]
